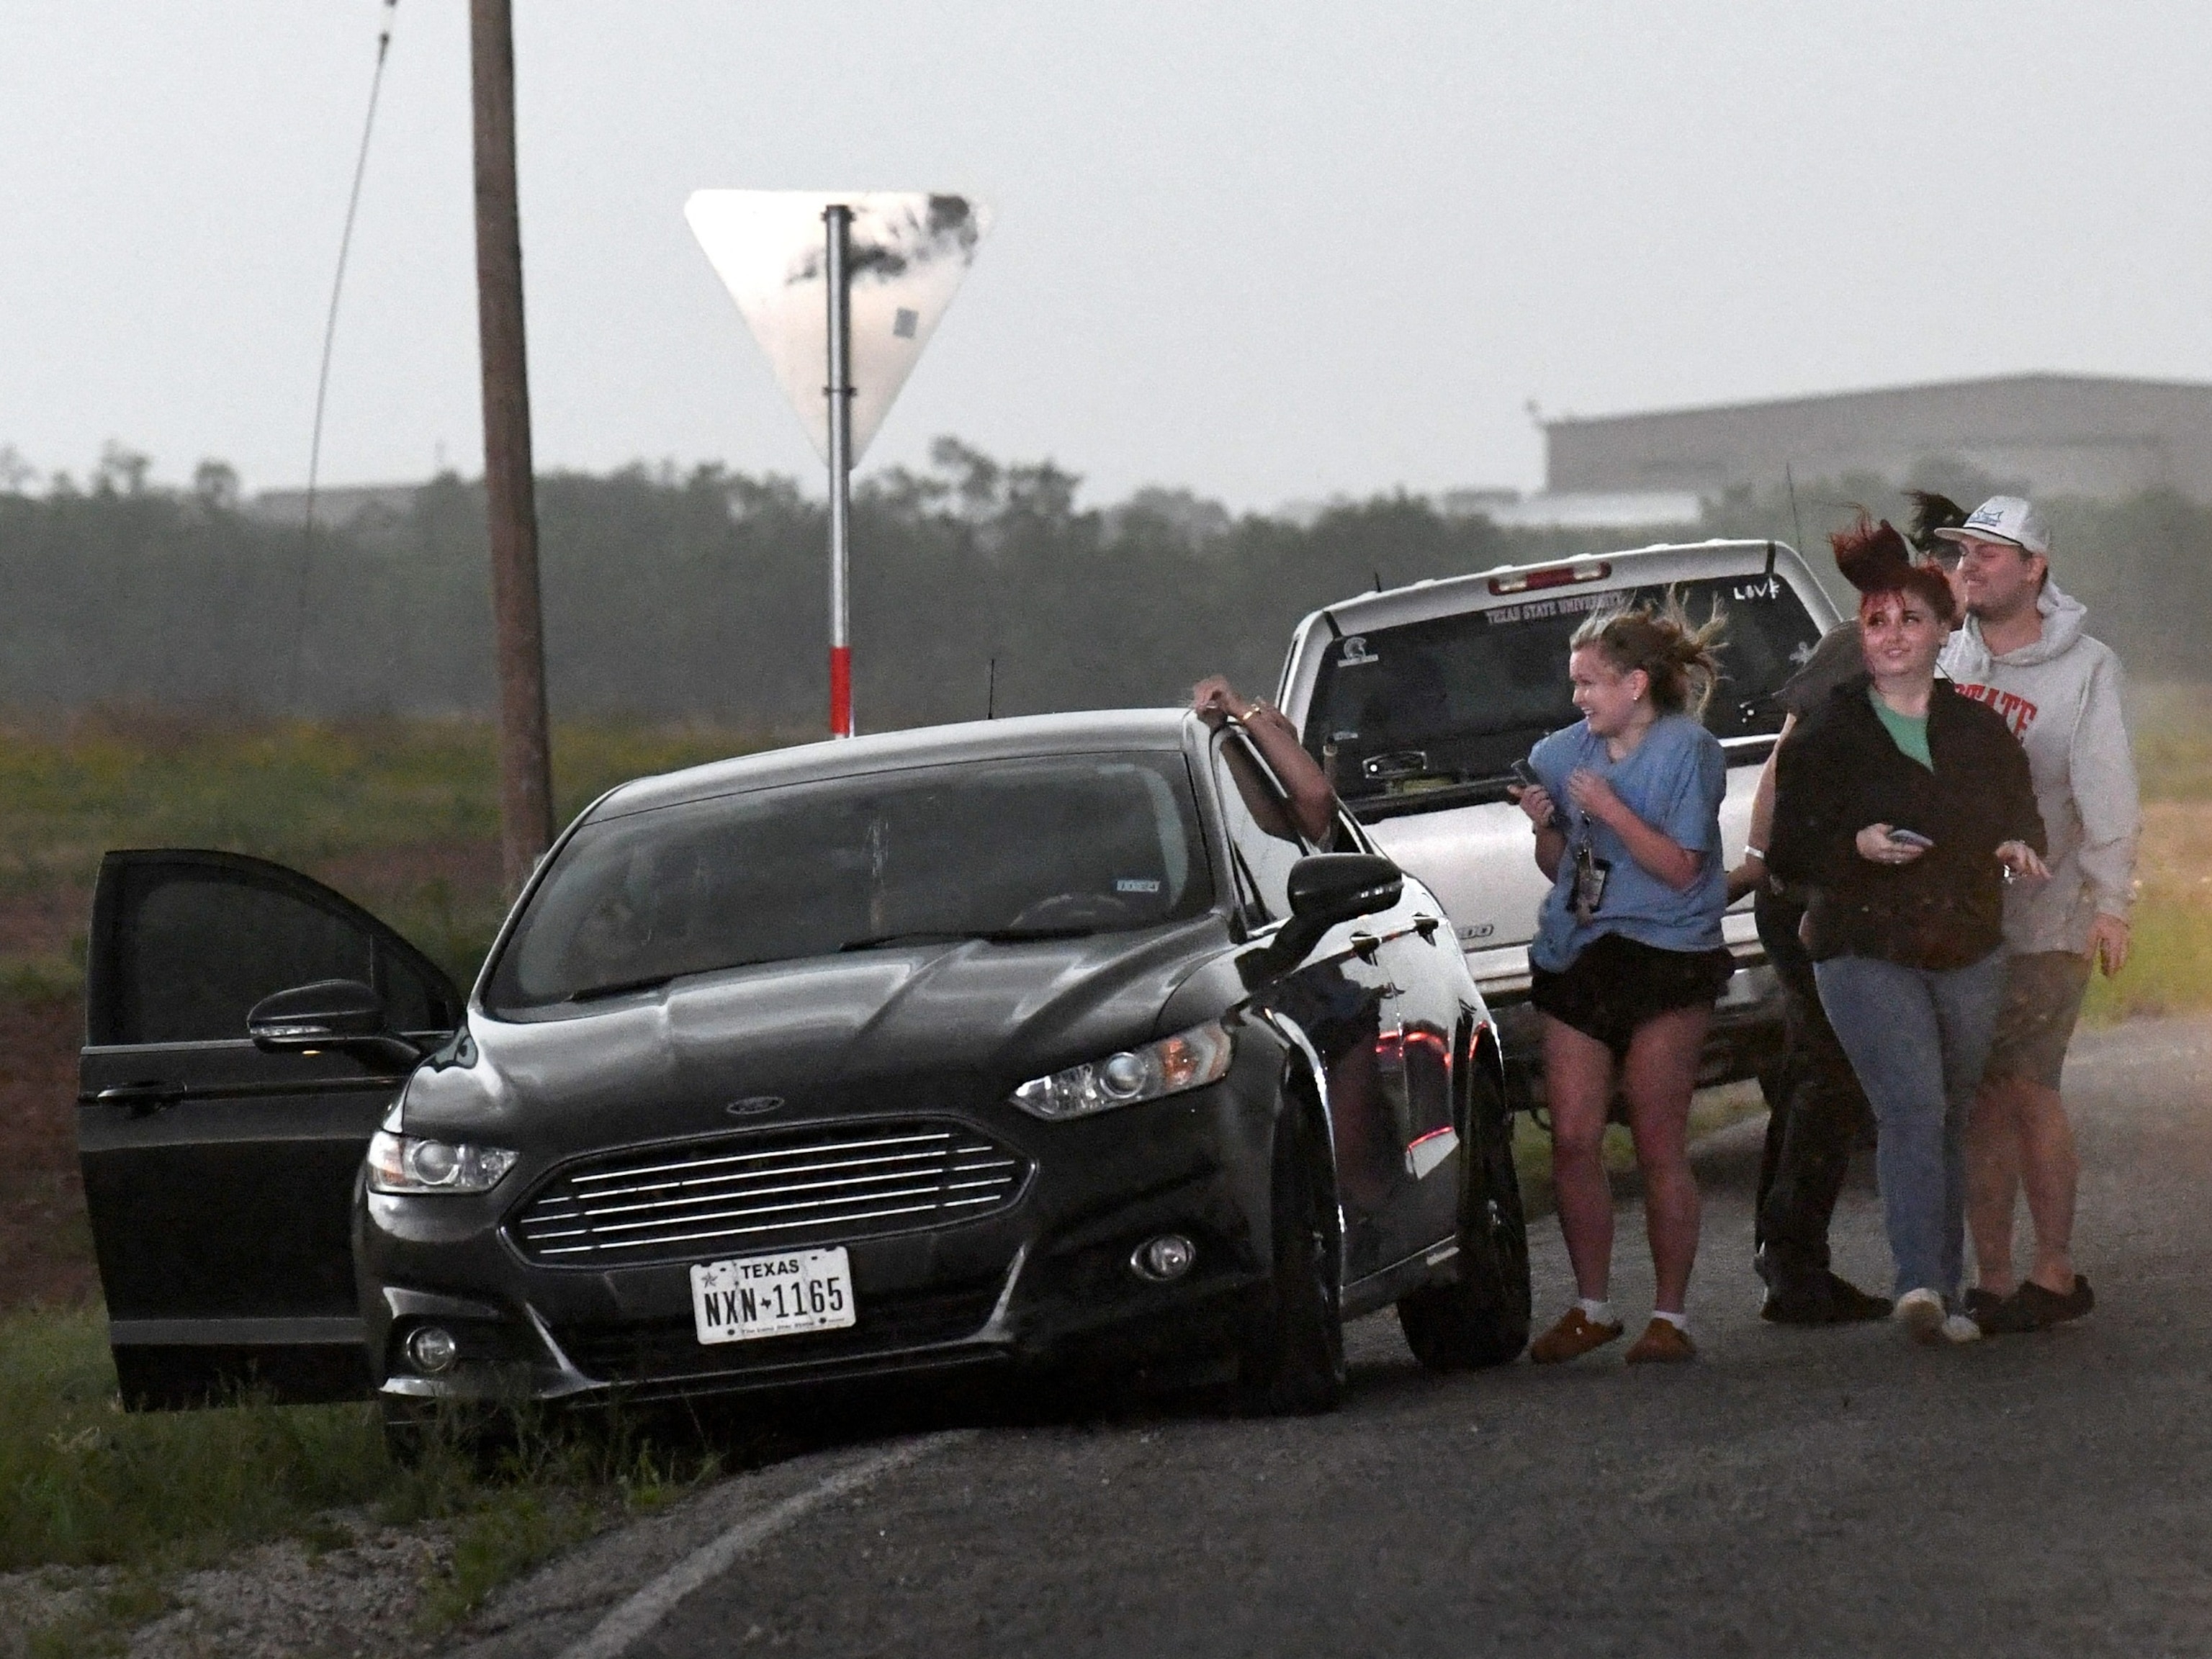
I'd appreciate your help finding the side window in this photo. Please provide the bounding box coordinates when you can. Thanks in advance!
[1327,803,1369,855]
[375,942,452,1035]
[95,860,459,1045]
[1210,732,1310,922]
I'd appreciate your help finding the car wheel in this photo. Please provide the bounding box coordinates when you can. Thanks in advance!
[1238,1091,1346,1416]
[1397,1057,1531,1370]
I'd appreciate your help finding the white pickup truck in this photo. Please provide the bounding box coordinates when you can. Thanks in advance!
[1273,539,1840,1111]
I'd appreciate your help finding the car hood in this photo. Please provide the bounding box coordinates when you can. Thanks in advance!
[401,917,1232,1149]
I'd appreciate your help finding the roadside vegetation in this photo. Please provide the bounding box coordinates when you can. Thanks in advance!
[1,1305,725,1655]
[2082,684,2212,1027]
[0,712,774,992]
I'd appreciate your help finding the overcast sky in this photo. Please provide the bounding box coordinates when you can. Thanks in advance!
[5,2,2208,509]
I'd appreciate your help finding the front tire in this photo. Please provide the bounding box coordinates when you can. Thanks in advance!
[1398,1055,1531,1369]
[1238,1094,1346,1416]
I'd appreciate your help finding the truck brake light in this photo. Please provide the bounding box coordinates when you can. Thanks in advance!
[1488,559,1611,595]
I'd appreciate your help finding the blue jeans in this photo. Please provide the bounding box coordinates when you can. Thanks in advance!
[1812,950,2007,1303]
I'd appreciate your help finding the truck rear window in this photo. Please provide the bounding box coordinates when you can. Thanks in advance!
[1303,573,1822,817]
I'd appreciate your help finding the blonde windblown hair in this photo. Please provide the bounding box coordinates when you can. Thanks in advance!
[1568,591,1727,717]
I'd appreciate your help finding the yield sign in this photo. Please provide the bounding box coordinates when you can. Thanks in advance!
[685,190,993,464]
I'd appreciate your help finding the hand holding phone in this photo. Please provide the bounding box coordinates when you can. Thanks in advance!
[1856,823,1928,864]
[1509,760,1559,831]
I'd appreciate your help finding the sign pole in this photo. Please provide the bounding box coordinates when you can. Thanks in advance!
[824,204,855,738]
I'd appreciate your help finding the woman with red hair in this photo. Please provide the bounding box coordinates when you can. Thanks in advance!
[1767,518,2046,1345]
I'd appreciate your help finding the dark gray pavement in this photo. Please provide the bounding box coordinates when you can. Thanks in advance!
[457,1016,2212,1659]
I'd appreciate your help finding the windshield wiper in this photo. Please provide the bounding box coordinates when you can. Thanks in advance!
[837,925,1098,953]
[566,973,675,1003]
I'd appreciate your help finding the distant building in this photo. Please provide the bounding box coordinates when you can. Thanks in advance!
[1543,373,2212,502]
[246,482,422,531]
[1439,487,1701,530]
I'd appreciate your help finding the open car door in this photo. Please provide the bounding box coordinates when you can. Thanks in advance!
[77,850,463,1408]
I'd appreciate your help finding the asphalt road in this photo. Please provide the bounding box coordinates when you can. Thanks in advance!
[454,1015,2212,1659]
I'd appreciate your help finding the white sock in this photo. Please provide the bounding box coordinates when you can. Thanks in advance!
[1651,1309,1689,1331]
[1575,1297,1617,1327]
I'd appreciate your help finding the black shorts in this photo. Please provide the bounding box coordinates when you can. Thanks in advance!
[1529,933,1735,1060]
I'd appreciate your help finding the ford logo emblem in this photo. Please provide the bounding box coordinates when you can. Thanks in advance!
[724,1095,785,1118]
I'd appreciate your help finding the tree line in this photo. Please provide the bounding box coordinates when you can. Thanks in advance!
[2,440,2205,734]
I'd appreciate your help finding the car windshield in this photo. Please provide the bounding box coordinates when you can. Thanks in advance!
[483,751,1213,1014]
[1303,572,1823,815]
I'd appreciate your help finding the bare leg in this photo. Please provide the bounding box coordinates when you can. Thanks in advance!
[1621,1004,1711,1316]
[2011,1077,2080,1293]
[1542,1015,1619,1303]
[1966,1081,2025,1298]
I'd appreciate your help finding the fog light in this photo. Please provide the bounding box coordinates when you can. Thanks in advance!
[1131,1233,1196,1282]
[405,1325,459,1375]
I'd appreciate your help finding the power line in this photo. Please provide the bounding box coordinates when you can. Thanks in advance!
[284,0,400,712]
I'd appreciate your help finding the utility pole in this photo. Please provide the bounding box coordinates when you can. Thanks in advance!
[469,0,554,891]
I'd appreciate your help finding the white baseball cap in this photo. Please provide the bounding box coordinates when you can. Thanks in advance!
[1933,495,2051,558]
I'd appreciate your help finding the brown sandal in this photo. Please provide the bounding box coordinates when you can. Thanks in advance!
[1625,1318,1696,1364]
[1529,1307,1626,1364]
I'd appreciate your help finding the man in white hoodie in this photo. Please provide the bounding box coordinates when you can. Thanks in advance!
[1936,496,2139,1334]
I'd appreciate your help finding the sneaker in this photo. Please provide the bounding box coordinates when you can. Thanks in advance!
[1980,1274,2095,1335]
[1529,1307,1625,1364]
[1625,1318,1696,1364]
[1893,1287,1946,1344]
[1820,1272,1894,1323]
[1758,1279,1834,1325]
[1939,1313,1983,1344]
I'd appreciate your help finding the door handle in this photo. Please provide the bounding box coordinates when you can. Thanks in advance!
[89,1081,185,1118]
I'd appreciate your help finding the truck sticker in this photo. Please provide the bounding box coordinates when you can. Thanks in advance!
[1483,591,1617,626]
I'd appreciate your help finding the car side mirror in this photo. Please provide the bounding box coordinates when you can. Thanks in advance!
[1239,854,1405,987]
[1287,853,1403,929]
[248,979,423,1067]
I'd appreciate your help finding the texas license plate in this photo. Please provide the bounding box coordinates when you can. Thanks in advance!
[689,1247,856,1345]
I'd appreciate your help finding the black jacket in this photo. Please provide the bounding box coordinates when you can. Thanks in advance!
[1768,678,2044,970]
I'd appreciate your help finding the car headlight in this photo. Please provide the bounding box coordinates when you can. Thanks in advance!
[1012,1021,1234,1121]
[367,1129,518,1195]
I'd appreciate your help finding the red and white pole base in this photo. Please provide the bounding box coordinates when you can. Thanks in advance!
[830,645,853,739]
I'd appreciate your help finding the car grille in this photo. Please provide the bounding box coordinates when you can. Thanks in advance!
[507,1119,1029,1267]
[551,1279,1004,1384]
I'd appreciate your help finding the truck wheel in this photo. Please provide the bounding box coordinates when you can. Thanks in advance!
[1398,1061,1531,1370]
[1238,1096,1346,1416]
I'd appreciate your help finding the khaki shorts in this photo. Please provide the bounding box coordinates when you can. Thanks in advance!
[1984,950,2093,1091]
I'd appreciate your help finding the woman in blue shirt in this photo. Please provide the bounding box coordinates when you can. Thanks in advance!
[1512,601,1731,1366]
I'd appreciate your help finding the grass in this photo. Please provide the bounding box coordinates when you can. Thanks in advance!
[1,1305,722,1652]
[0,1308,388,1573]
[2082,879,2212,1027]
[0,709,783,986]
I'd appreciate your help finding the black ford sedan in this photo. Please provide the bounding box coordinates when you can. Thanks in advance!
[76,709,1529,1427]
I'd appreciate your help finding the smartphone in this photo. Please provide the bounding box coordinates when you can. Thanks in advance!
[1509,760,1560,830]
[1887,828,1936,850]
